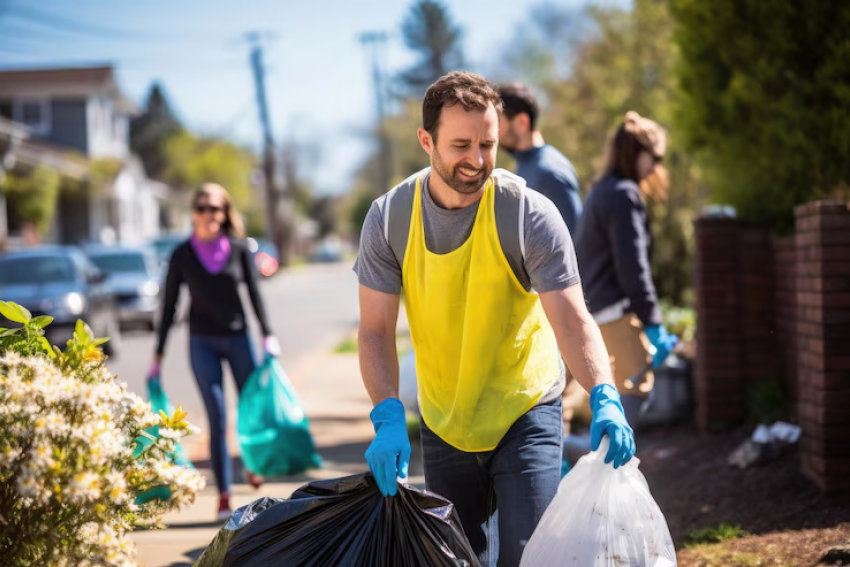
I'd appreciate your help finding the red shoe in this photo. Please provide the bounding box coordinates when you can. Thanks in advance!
[217,493,232,522]
[244,470,264,490]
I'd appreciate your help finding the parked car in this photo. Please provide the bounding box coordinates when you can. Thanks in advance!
[0,246,121,357]
[150,234,187,272]
[85,245,161,331]
[309,238,344,263]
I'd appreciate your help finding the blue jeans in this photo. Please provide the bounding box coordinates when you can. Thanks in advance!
[420,398,563,567]
[189,332,257,494]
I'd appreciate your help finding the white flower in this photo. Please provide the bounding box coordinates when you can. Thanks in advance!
[157,427,181,440]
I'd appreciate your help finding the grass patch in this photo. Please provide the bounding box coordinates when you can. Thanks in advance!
[334,337,359,353]
[685,524,750,547]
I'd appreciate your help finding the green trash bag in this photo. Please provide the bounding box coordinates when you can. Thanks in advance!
[146,377,193,468]
[135,377,194,505]
[237,357,322,477]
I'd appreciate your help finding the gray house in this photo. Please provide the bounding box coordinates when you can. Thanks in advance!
[0,66,172,246]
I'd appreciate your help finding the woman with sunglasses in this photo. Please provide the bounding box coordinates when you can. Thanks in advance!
[148,183,280,520]
[573,111,678,428]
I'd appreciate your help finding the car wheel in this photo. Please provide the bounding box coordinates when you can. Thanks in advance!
[102,310,122,359]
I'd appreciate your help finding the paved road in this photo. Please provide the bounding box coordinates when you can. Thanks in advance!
[107,261,361,458]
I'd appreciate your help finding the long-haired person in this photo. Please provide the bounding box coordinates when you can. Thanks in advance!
[148,183,280,520]
[574,111,678,427]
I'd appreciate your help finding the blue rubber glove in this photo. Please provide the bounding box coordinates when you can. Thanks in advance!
[589,384,635,469]
[644,324,679,368]
[364,398,410,497]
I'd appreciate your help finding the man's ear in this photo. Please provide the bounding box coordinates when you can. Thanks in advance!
[417,128,434,156]
[517,113,532,133]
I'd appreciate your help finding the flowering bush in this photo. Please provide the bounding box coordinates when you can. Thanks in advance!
[0,300,205,566]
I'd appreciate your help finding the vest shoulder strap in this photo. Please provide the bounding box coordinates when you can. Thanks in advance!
[384,168,530,289]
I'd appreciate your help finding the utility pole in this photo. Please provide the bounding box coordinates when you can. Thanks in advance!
[359,31,392,195]
[247,32,291,266]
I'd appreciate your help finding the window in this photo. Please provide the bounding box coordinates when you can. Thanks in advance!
[14,98,50,135]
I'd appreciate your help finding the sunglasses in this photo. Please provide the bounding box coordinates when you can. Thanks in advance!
[194,204,223,214]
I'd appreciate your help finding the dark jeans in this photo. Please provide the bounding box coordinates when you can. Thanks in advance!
[420,398,563,567]
[189,332,257,494]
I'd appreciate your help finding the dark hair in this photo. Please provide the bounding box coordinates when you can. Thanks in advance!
[605,123,646,182]
[497,82,539,130]
[192,183,245,238]
[422,71,503,142]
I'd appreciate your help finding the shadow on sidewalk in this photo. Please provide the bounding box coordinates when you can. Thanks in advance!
[160,546,205,567]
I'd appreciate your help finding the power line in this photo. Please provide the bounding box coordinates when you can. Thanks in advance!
[3,4,169,41]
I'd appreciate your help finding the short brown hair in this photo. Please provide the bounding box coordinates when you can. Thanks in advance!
[497,82,540,130]
[422,71,503,142]
[192,183,245,238]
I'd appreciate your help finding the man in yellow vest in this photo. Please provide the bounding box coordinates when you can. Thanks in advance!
[354,71,635,566]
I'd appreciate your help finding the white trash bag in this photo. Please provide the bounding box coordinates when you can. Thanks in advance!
[520,437,677,567]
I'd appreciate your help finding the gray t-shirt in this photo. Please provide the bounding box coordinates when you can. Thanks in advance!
[354,173,581,403]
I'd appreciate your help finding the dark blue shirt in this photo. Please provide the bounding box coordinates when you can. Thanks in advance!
[513,144,582,234]
[574,174,662,326]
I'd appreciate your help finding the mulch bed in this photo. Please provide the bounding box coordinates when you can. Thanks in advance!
[634,423,850,564]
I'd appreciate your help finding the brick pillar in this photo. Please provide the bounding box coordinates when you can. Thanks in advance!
[795,201,850,493]
[694,218,746,433]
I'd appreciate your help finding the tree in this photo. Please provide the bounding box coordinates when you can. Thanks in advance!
[669,0,850,232]
[159,130,257,212]
[130,83,182,180]
[399,0,465,96]
[494,0,706,305]
[1,166,60,239]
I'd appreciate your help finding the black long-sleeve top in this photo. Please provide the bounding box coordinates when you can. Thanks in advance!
[574,174,662,326]
[155,237,272,356]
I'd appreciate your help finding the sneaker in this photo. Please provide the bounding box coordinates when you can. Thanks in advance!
[217,493,232,522]
[244,470,264,490]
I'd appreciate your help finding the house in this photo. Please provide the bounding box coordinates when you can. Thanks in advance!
[0,65,174,246]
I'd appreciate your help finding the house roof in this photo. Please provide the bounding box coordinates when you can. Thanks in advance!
[0,65,137,114]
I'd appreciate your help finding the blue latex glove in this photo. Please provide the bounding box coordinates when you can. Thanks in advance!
[589,384,635,469]
[644,324,679,368]
[364,398,410,497]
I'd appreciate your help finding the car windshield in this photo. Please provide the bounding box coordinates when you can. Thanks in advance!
[0,256,76,285]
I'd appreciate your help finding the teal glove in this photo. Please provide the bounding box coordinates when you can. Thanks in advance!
[590,384,635,469]
[365,398,410,497]
[644,324,679,368]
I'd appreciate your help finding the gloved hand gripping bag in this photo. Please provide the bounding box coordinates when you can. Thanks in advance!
[195,472,481,567]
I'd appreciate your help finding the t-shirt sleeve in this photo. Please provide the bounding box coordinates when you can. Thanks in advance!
[353,200,403,294]
[522,191,582,293]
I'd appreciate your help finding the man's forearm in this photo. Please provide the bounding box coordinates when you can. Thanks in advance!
[540,285,615,395]
[560,314,614,394]
[358,328,400,405]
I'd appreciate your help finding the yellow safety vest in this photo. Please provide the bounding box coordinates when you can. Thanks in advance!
[402,174,560,452]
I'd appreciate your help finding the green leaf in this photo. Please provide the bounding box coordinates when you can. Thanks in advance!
[91,337,110,347]
[30,315,54,329]
[0,328,20,338]
[38,337,56,358]
[0,301,31,324]
[74,320,94,345]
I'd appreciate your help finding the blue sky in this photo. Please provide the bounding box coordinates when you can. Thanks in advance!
[0,0,599,195]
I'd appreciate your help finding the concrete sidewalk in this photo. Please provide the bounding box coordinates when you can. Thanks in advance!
[132,345,425,567]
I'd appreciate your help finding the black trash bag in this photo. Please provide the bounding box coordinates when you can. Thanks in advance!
[195,472,481,567]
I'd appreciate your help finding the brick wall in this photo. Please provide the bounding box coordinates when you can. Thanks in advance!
[774,236,798,403]
[795,201,850,493]
[694,218,746,432]
[694,201,850,492]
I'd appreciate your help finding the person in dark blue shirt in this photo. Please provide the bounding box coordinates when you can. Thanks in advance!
[498,82,582,234]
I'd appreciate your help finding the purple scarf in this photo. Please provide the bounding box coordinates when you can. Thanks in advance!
[190,234,231,274]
